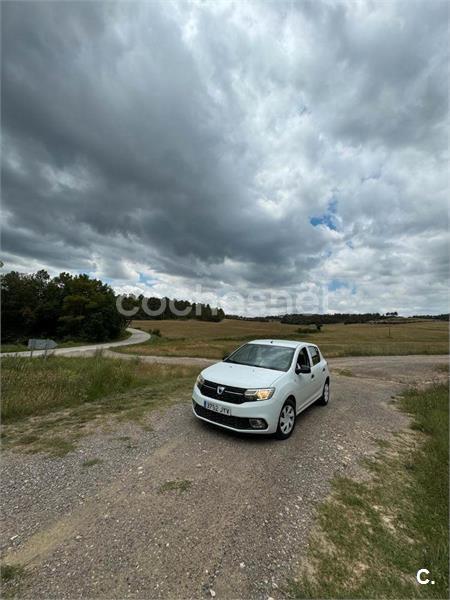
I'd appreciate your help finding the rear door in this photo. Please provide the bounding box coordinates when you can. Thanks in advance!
[307,345,324,399]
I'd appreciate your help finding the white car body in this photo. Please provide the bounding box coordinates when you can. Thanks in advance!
[192,339,330,437]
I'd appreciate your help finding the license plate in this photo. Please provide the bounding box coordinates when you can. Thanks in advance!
[204,400,231,416]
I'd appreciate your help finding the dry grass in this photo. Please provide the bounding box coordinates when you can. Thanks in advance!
[333,368,354,377]
[133,318,303,339]
[158,479,192,494]
[1,354,139,421]
[124,319,449,359]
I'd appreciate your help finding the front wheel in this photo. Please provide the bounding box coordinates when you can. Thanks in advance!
[275,399,296,440]
[317,380,330,406]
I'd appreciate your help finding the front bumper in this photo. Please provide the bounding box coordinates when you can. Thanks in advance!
[191,385,279,434]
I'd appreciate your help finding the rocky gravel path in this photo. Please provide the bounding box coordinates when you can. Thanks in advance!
[1,355,448,599]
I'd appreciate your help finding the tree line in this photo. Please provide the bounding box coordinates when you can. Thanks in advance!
[280,313,449,325]
[281,313,391,325]
[228,313,388,324]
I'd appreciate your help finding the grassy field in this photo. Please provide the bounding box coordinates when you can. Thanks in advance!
[1,355,199,455]
[290,383,449,599]
[118,319,449,359]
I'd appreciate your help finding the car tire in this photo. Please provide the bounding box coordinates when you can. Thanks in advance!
[275,399,296,440]
[317,380,330,406]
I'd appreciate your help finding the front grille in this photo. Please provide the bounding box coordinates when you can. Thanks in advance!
[194,403,253,430]
[199,379,250,404]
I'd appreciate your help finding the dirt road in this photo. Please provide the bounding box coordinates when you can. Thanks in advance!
[0,328,150,358]
[1,355,448,599]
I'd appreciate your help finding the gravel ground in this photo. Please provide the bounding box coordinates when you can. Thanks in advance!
[1,355,448,599]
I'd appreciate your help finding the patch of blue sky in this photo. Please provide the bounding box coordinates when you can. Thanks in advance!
[310,198,338,231]
[327,278,356,295]
[85,270,113,284]
[138,272,157,286]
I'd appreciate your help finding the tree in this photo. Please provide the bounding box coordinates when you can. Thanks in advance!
[54,273,125,341]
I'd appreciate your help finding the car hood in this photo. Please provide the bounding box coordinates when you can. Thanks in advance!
[201,361,283,388]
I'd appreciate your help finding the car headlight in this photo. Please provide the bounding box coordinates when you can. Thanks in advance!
[196,374,205,388]
[244,387,275,401]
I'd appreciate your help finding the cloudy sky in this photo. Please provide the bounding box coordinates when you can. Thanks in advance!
[2,0,448,315]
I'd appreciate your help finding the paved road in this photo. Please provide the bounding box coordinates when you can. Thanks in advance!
[0,355,448,599]
[0,328,150,358]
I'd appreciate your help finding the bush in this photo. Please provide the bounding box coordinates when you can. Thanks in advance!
[151,328,162,337]
[297,327,316,335]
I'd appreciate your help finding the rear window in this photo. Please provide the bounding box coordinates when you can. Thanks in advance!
[225,343,295,371]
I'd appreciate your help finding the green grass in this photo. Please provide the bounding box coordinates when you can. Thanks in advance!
[1,355,199,455]
[1,564,25,583]
[290,383,449,598]
[0,343,29,353]
[0,330,132,354]
[30,437,77,457]
[82,458,103,468]
[0,563,26,599]
[0,340,89,354]
[116,319,449,359]
[158,479,192,494]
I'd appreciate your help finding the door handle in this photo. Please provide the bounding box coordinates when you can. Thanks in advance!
[322,368,325,372]
[311,374,315,379]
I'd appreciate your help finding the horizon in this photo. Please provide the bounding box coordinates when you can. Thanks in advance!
[2,264,448,320]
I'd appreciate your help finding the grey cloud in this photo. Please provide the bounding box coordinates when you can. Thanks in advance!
[1,0,448,313]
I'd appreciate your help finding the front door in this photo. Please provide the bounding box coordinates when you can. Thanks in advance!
[294,347,316,409]
[307,345,324,399]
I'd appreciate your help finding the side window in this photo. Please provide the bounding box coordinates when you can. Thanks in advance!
[297,347,311,367]
[308,346,321,365]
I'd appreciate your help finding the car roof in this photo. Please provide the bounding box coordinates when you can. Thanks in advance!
[248,339,315,349]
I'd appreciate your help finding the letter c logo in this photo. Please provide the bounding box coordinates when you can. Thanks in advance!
[417,569,430,585]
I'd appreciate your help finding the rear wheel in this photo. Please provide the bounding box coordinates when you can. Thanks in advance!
[317,380,330,406]
[275,399,296,440]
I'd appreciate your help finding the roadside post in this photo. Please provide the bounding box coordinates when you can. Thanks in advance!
[27,339,58,358]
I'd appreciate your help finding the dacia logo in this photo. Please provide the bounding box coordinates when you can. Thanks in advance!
[217,386,225,395]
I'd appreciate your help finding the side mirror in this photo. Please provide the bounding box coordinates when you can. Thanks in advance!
[295,364,311,374]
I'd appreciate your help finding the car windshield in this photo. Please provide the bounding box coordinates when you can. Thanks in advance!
[224,343,295,372]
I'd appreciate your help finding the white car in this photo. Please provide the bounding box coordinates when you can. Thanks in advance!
[192,339,330,439]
